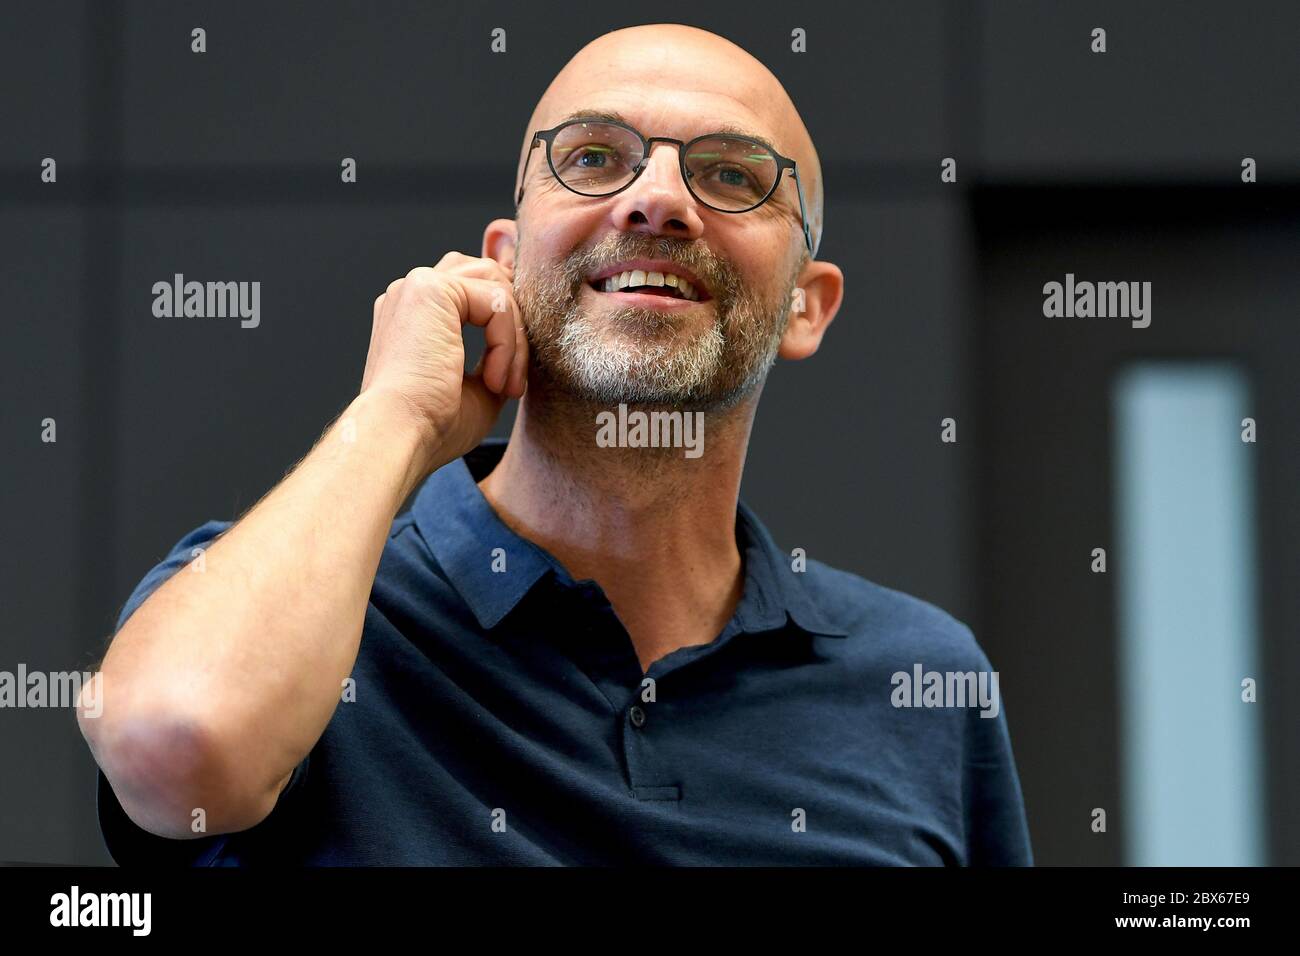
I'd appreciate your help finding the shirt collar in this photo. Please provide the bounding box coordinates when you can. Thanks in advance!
[411,438,848,638]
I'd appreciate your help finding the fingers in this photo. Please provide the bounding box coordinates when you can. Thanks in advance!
[377,257,528,399]
[448,275,527,397]
[434,250,509,280]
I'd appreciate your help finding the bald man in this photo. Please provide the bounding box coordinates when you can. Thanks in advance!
[80,25,1031,866]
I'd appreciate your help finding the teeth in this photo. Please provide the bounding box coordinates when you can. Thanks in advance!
[596,269,700,300]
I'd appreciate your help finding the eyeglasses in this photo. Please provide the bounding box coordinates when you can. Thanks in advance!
[515,118,814,255]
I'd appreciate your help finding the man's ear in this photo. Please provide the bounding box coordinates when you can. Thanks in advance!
[483,219,518,278]
[779,259,844,360]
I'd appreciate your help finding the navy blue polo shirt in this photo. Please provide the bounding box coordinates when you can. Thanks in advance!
[97,438,1032,865]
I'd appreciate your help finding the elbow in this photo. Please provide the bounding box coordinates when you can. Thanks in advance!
[78,686,277,839]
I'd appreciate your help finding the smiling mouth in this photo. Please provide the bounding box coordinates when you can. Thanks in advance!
[588,268,709,302]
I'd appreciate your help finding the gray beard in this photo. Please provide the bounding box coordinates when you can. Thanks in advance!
[513,237,794,412]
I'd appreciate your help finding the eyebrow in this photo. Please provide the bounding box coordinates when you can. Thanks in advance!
[555,110,782,157]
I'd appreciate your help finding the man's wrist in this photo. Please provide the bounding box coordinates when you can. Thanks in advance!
[344,389,448,501]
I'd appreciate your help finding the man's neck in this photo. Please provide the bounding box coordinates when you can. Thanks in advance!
[477,380,759,673]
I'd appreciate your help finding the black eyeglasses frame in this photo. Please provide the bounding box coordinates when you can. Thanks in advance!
[515,118,814,255]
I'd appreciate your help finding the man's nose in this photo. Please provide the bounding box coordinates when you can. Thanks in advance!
[604,142,705,243]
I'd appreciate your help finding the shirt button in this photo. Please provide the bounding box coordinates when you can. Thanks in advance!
[628,705,647,728]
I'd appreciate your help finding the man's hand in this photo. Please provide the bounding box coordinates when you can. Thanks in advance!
[361,254,529,474]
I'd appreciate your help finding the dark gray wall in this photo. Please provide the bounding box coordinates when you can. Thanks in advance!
[1,0,1295,865]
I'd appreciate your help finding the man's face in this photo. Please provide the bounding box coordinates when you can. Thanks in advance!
[511,87,810,411]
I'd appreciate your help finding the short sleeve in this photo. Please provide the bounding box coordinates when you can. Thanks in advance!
[961,652,1034,866]
[96,519,310,866]
[113,520,232,633]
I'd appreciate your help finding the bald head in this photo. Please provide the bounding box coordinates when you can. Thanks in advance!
[516,24,825,258]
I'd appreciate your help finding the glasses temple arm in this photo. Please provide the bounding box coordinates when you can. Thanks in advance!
[791,164,813,256]
[515,138,540,206]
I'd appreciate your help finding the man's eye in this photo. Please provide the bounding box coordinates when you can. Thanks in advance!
[706,165,759,191]
[573,146,616,168]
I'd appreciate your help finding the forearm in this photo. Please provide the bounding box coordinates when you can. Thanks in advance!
[80,389,442,835]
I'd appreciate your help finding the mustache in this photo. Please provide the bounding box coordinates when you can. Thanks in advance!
[557,235,740,303]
